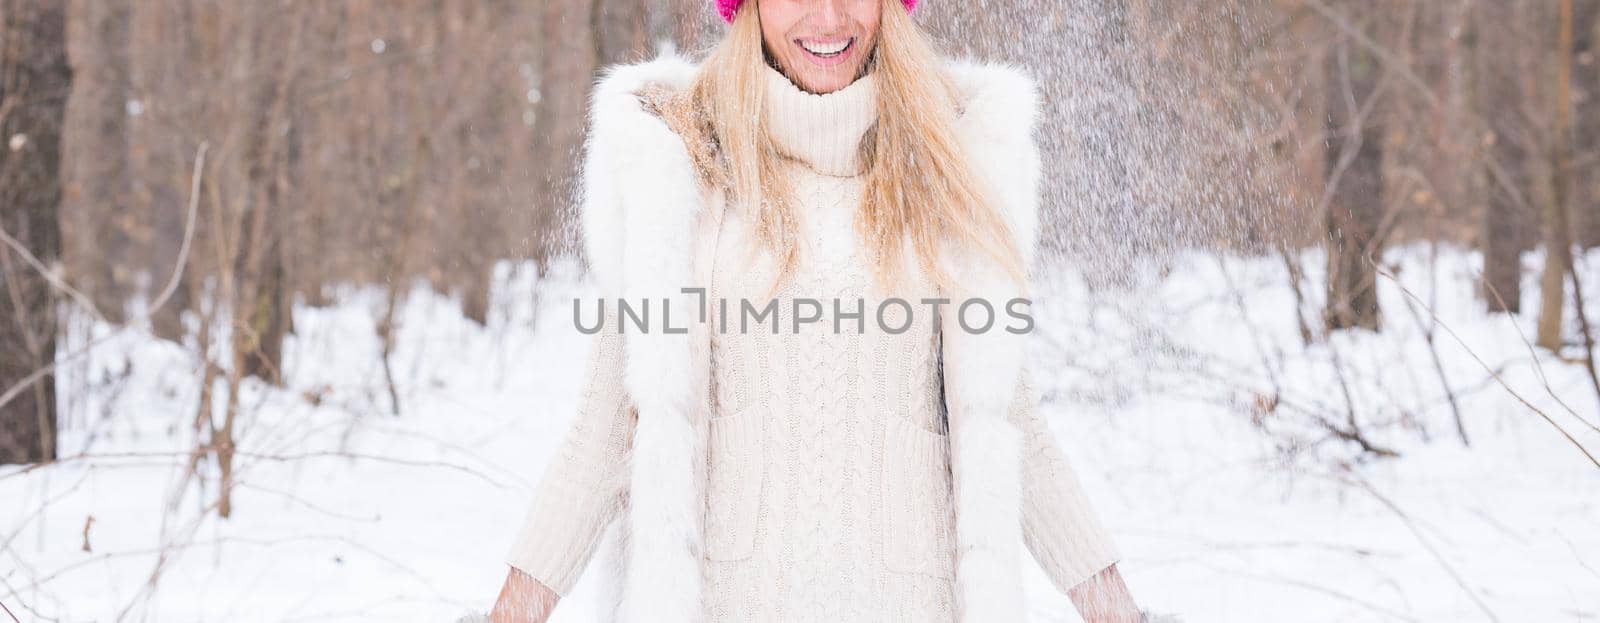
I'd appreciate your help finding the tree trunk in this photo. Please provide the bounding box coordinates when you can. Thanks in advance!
[1576,0,1600,249]
[1323,34,1385,332]
[528,0,650,273]
[0,0,71,464]
[1537,0,1577,351]
[146,1,199,343]
[528,1,595,271]
[73,0,132,324]
[662,0,712,52]
[596,0,650,64]
[1475,0,1535,314]
[236,7,299,386]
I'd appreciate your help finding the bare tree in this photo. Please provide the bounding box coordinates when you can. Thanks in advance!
[233,1,299,386]
[66,0,132,325]
[1536,0,1578,351]
[1323,30,1386,332]
[0,0,72,464]
[1474,1,1537,315]
[1578,0,1600,249]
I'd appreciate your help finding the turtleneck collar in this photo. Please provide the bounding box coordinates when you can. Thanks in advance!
[763,62,879,177]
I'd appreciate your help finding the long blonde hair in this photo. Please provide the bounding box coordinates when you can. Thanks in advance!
[656,0,1028,301]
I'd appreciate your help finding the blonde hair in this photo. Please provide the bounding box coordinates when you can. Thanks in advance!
[654,0,1028,301]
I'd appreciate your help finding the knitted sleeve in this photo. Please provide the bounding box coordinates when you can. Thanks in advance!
[1010,365,1123,593]
[504,318,635,597]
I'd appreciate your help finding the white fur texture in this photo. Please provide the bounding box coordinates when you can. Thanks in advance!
[580,51,1045,621]
[940,58,1043,621]
[949,416,1026,621]
[579,53,699,299]
[945,58,1044,268]
[580,51,708,623]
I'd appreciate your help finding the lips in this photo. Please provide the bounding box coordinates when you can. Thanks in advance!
[800,37,851,56]
[795,37,855,66]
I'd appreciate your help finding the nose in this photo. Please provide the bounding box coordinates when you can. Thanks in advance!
[815,0,847,31]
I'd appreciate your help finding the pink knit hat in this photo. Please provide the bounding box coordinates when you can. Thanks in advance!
[715,0,918,23]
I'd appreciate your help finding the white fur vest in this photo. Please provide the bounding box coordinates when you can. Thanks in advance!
[578,51,1044,623]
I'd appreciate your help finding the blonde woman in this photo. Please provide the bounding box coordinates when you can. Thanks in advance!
[484,0,1168,621]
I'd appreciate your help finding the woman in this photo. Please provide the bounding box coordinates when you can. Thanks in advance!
[486,0,1165,621]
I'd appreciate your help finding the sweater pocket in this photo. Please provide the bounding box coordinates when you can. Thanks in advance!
[704,407,766,561]
[882,417,956,580]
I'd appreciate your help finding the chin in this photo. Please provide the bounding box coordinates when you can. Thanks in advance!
[805,77,850,93]
[793,68,862,94]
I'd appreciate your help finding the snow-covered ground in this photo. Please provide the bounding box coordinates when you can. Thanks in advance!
[3,243,1597,622]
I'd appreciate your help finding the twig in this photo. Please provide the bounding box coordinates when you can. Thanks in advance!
[1565,251,1600,409]
[231,450,513,489]
[113,480,229,621]
[1374,265,1600,469]
[0,449,512,489]
[234,481,381,522]
[150,142,207,315]
[6,533,454,608]
[0,143,209,412]
[0,227,102,324]
[1191,560,1423,622]
[1214,254,1282,394]
[1478,266,1599,433]
[1298,0,1441,109]
[1393,265,1468,446]
[1345,474,1502,622]
[1277,244,1315,346]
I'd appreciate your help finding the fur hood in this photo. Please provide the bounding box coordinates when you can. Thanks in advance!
[577,50,1044,623]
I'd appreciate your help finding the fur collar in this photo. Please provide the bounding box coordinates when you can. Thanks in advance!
[577,50,1042,623]
[579,52,1043,295]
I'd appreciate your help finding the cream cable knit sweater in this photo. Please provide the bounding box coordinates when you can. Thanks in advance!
[507,63,1120,621]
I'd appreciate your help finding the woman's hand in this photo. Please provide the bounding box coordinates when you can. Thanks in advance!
[1067,563,1144,623]
[489,567,560,623]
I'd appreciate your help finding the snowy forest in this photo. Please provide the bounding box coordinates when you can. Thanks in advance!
[1,0,1598,621]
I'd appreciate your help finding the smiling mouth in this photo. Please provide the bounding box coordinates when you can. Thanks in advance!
[797,37,854,59]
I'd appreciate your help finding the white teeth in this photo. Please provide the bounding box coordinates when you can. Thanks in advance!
[800,39,850,56]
